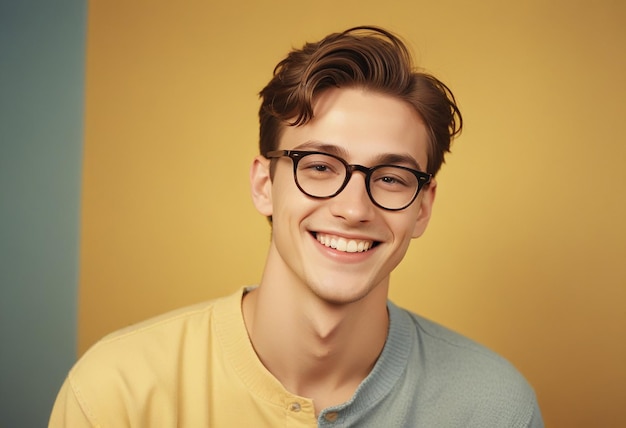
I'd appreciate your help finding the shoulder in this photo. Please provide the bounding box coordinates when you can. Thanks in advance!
[75,287,249,368]
[107,298,218,337]
[85,299,216,356]
[407,308,531,386]
[69,298,218,387]
[55,289,246,425]
[401,308,507,359]
[393,306,542,426]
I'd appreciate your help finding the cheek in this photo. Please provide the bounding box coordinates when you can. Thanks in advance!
[272,168,297,199]
[388,212,422,245]
[270,177,314,224]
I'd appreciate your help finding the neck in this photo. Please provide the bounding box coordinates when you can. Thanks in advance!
[242,260,390,410]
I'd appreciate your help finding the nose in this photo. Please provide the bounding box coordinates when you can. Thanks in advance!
[328,172,375,223]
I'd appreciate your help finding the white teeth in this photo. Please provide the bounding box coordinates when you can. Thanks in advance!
[316,233,374,253]
[336,238,347,252]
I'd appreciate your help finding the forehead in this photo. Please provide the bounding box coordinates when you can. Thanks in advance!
[279,88,430,169]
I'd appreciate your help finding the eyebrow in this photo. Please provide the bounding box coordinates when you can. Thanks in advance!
[292,141,425,171]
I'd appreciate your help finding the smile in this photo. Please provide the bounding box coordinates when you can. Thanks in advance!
[315,232,376,253]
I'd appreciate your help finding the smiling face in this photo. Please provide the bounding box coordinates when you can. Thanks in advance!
[251,87,436,306]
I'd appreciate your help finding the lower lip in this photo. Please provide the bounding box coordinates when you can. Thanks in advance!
[311,233,376,262]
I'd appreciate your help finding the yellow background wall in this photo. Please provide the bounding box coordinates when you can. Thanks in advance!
[80,1,625,426]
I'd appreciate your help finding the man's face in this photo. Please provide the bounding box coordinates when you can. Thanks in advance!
[251,87,435,305]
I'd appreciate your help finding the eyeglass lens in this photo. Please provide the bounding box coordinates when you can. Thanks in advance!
[295,153,420,210]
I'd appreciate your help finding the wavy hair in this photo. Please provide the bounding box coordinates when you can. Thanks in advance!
[258,26,462,176]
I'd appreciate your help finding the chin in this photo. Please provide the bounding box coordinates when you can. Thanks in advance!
[308,281,380,307]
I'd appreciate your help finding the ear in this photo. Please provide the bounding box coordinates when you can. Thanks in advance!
[412,179,437,239]
[250,155,273,217]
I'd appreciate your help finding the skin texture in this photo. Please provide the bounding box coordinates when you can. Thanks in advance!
[244,87,436,414]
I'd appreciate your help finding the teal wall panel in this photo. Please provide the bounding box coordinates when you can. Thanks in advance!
[0,0,87,426]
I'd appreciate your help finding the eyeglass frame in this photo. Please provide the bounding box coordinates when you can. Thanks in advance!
[265,149,432,211]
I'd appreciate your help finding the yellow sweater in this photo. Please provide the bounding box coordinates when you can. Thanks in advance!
[49,288,318,427]
[50,287,542,427]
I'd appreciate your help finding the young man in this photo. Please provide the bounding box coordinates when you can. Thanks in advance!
[50,27,543,427]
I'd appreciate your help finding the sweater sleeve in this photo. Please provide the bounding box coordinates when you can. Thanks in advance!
[48,376,98,428]
[526,396,545,428]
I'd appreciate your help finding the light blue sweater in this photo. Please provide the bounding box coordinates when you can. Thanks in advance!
[317,301,543,427]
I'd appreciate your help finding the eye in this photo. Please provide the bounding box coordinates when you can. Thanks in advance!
[377,175,409,187]
[300,161,335,173]
[371,167,417,191]
[311,164,330,172]
[298,154,343,177]
[381,176,403,185]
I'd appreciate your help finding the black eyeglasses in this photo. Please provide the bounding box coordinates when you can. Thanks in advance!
[265,150,432,211]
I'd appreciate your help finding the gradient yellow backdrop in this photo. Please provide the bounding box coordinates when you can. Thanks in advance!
[79,1,626,426]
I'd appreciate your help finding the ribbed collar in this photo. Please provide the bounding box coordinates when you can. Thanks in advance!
[319,301,412,423]
[213,288,413,419]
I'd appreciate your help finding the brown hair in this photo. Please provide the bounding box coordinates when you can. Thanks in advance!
[258,26,462,176]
